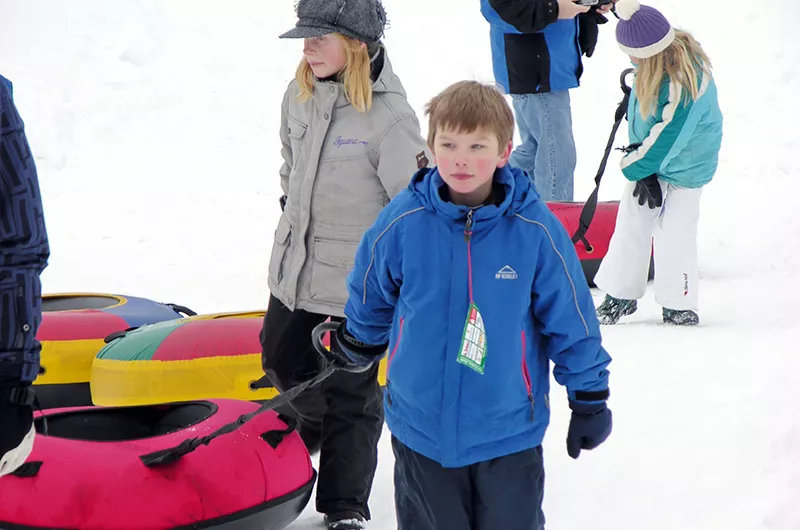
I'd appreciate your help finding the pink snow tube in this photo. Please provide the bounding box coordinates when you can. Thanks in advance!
[0,400,315,529]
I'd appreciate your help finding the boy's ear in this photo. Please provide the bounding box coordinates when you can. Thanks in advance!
[427,144,437,166]
[497,141,513,168]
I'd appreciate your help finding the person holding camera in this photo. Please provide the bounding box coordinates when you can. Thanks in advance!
[480,0,616,201]
[0,74,50,479]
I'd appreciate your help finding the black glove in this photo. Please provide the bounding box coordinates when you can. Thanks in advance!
[633,174,663,209]
[0,386,36,477]
[320,320,387,373]
[578,10,608,58]
[566,399,612,459]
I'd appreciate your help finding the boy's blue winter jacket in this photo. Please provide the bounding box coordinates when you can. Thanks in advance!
[622,68,723,188]
[344,165,611,468]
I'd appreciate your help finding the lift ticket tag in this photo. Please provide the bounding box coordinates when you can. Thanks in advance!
[457,302,487,374]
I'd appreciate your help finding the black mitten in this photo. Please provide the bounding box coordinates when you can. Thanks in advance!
[319,320,387,373]
[566,400,612,459]
[578,11,608,57]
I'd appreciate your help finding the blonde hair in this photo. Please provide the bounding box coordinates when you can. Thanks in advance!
[424,81,515,152]
[295,34,374,113]
[635,30,712,118]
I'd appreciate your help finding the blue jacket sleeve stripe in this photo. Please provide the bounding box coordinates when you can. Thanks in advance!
[359,207,424,306]
[345,206,423,346]
[621,78,691,181]
[515,213,610,396]
[515,214,589,335]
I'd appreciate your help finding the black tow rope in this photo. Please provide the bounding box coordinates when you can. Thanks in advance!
[139,322,341,468]
[570,67,635,253]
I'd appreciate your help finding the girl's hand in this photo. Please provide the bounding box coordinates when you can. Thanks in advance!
[558,0,591,19]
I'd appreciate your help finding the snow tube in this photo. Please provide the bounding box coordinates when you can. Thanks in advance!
[547,201,654,287]
[34,293,192,409]
[90,311,389,407]
[0,400,315,529]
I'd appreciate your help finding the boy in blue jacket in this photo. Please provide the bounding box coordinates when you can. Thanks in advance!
[324,81,612,529]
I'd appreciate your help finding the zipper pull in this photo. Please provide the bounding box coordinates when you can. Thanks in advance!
[528,394,535,422]
[464,209,474,242]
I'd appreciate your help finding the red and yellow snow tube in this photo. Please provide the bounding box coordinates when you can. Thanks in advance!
[90,311,389,407]
[34,293,189,408]
[547,201,653,286]
[0,400,314,529]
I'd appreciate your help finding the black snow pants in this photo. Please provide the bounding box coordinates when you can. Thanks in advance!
[392,436,546,530]
[259,295,384,520]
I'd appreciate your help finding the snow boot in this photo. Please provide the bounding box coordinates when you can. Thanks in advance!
[662,308,699,326]
[596,295,638,325]
[325,513,367,530]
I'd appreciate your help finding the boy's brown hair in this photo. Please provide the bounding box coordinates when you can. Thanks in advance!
[424,81,515,152]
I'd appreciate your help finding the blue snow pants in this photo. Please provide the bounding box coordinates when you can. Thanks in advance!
[392,436,546,530]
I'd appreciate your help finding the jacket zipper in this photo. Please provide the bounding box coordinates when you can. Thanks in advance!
[466,211,533,421]
[385,317,404,405]
[465,209,475,308]
[521,330,535,422]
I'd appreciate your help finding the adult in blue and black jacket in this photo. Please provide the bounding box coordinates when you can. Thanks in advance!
[0,75,49,477]
[480,0,614,201]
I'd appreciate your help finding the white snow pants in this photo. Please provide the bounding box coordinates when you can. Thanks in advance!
[594,180,703,311]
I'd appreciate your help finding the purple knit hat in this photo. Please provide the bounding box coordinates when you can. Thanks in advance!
[615,0,675,59]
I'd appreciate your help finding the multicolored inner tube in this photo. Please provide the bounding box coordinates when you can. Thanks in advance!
[0,400,315,530]
[90,311,387,407]
[34,293,188,408]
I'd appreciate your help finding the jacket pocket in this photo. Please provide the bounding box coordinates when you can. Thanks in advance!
[268,215,292,285]
[286,115,307,158]
[309,237,359,305]
[0,275,27,352]
[385,317,404,405]
[521,330,535,422]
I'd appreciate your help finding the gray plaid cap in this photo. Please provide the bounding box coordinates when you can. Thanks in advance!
[280,0,387,43]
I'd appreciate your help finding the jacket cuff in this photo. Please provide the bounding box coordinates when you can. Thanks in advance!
[545,0,559,26]
[568,388,610,403]
[621,163,645,182]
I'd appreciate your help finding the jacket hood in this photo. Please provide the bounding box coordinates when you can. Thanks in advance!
[369,45,405,97]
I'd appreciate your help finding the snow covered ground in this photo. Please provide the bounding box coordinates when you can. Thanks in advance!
[1,0,798,528]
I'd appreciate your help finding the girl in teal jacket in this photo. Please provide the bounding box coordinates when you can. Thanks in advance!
[594,0,723,326]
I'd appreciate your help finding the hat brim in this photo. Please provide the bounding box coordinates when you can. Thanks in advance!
[279,24,336,40]
[618,28,675,59]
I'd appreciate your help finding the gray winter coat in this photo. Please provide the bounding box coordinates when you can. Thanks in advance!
[268,50,426,317]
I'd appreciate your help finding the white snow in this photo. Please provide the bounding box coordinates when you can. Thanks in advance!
[1,0,798,528]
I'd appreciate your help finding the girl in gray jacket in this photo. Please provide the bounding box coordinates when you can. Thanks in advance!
[259,1,426,529]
